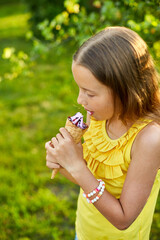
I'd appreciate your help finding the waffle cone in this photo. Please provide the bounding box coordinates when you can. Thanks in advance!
[65,118,87,143]
[51,118,88,179]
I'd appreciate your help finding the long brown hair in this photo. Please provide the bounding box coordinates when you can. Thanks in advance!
[73,26,160,123]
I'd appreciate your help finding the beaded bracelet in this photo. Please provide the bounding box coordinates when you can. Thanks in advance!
[82,179,103,198]
[87,183,105,204]
[83,179,105,204]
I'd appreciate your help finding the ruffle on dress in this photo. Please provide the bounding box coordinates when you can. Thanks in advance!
[83,119,143,180]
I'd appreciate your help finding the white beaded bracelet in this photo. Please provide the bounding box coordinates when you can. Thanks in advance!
[83,179,105,204]
[83,179,103,198]
[87,184,105,204]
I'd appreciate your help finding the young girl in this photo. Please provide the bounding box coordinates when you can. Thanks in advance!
[45,26,160,240]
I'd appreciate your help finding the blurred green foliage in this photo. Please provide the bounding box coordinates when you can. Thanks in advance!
[0,1,160,239]
[23,0,99,37]
[23,0,65,37]
[1,0,160,80]
[0,2,30,38]
[1,47,33,81]
[25,0,160,60]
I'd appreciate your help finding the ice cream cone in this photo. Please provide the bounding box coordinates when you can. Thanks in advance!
[65,118,87,143]
[51,117,88,179]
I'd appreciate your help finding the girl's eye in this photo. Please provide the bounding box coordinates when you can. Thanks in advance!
[87,93,95,98]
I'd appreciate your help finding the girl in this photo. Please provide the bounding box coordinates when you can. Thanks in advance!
[45,26,160,240]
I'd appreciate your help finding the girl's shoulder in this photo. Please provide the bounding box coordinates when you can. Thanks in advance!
[136,121,160,145]
[132,121,160,167]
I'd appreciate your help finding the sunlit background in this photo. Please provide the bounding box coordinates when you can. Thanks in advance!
[0,0,159,239]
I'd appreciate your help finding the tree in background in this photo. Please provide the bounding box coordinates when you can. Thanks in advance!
[1,0,160,81]
[26,0,160,59]
[24,0,96,36]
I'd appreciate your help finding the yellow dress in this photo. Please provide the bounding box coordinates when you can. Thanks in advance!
[75,118,160,240]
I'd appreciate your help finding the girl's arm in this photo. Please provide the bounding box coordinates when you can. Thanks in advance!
[70,122,160,230]
[59,168,78,184]
[46,122,160,230]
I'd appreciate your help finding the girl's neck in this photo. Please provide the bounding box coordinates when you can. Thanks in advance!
[106,118,135,140]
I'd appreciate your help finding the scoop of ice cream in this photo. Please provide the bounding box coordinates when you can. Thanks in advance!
[68,112,88,130]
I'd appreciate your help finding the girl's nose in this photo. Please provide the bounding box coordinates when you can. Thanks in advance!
[77,91,87,106]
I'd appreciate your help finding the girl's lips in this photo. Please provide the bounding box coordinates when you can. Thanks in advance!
[86,109,94,115]
[83,107,94,115]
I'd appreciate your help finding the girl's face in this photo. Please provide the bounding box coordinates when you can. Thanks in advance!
[72,62,121,121]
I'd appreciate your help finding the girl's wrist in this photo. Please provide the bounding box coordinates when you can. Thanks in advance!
[69,160,87,178]
[71,163,99,194]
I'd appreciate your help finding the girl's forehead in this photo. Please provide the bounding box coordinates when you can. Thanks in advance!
[72,63,101,85]
[72,63,113,95]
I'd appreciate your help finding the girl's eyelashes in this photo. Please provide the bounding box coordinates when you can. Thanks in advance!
[79,88,95,97]
[87,93,95,98]
[86,91,96,97]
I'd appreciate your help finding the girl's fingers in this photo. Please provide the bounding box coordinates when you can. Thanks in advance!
[51,137,58,147]
[50,141,54,148]
[45,141,55,151]
[45,141,51,149]
[59,127,73,140]
[49,128,72,148]
[46,161,61,169]
[56,133,63,142]
[51,129,72,147]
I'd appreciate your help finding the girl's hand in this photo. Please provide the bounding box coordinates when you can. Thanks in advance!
[45,128,85,175]
[45,141,61,170]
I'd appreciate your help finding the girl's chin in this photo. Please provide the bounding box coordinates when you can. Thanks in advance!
[87,111,107,121]
[92,114,108,121]
[91,115,103,121]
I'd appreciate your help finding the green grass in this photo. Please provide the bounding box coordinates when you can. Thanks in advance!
[0,59,84,239]
[0,2,30,39]
[0,43,83,239]
[0,2,159,240]
[0,2,81,239]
